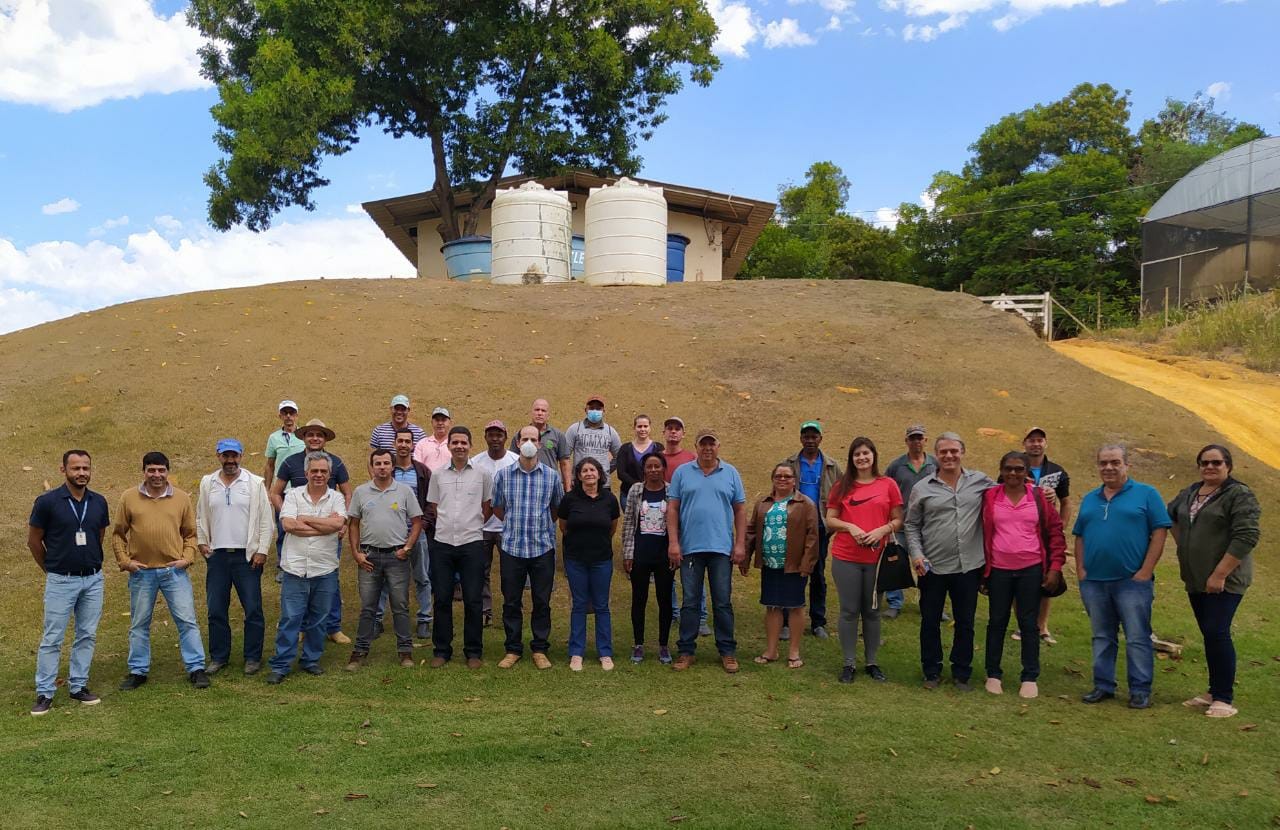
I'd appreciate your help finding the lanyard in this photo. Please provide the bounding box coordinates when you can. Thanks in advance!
[66,496,89,531]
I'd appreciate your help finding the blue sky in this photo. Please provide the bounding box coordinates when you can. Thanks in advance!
[1,0,1276,332]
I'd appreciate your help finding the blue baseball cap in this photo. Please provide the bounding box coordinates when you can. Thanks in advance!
[216,438,244,455]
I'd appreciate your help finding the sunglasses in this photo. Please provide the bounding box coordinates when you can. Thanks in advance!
[1001,466,1027,473]
[1198,459,1226,468]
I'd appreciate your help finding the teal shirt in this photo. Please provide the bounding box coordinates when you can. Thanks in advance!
[265,429,303,475]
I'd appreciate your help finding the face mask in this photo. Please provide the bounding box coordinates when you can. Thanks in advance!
[586,410,603,424]
[519,440,539,459]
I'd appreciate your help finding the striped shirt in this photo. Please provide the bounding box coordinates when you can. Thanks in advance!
[492,462,563,559]
[369,421,426,450]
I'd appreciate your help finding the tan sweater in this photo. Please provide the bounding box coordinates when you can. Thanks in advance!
[111,486,198,567]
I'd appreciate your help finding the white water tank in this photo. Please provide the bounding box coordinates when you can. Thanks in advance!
[490,182,572,285]
[584,177,667,286]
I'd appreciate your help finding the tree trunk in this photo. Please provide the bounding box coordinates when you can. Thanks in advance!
[427,116,461,243]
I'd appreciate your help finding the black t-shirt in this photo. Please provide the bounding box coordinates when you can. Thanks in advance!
[633,485,669,563]
[29,484,111,572]
[277,450,350,490]
[557,488,620,562]
[1030,457,1070,501]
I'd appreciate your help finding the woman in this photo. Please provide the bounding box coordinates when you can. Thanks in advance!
[744,463,819,668]
[621,454,675,665]
[615,414,661,507]
[980,451,1066,699]
[1167,444,1262,719]
[824,438,903,684]
[558,457,621,671]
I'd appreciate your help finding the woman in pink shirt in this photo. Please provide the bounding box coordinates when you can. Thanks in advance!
[980,451,1066,699]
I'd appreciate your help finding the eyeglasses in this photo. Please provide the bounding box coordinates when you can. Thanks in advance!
[1001,466,1026,473]
[773,473,795,479]
[1198,459,1225,468]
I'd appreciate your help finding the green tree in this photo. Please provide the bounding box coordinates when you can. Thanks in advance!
[1133,92,1267,187]
[187,0,719,240]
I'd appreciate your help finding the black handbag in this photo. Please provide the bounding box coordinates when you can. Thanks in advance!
[875,541,916,594]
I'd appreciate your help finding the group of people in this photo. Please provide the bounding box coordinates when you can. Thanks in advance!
[28,396,1262,722]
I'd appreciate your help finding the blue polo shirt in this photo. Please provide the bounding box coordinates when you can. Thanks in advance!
[1072,478,1172,581]
[797,455,822,505]
[29,484,111,573]
[668,460,746,556]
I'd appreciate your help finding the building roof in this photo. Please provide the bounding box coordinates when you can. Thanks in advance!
[362,171,777,279]
[1145,136,1280,228]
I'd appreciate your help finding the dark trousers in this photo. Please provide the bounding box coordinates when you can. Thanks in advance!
[630,556,675,647]
[481,531,502,617]
[1188,591,1244,704]
[984,564,1043,682]
[430,540,485,660]
[355,549,412,654]
[808,524,829,629]
[205,549,264,663]
[500,550,555,655]
[919,566,981,682]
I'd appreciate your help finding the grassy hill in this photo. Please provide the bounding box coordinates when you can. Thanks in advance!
[1,278,1276,829]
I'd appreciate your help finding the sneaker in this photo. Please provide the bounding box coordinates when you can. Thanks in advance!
[839,666,856,684]
[531,653,553,670]
[922,677,940,690]
[119,674,148,691]
[720,655,739,674]
[190,669,211,689]
[658,647,673,665]
[243,661,262,676]
[265,672,286,685]
[882,607,901,619]
[205,661,226,676]
[416,621,431,639]
[1081,688,1115,704]
[600,657,615,671]
[69,687,101,705]
[1019,681,1039,699]
[698,623,712,638]
[301,664,325,676]
[865,665,887,683]
[569,656,584,672]
[779,626,790,641]
[810,626,829,639]
[31,695,52,716]
[954,680,974,693]
[346,653,366,672]
[985,678,1003,695]
[631,645,644,664]
[672,654,695,671]
[399,653,415,668]
[327,631,351,645]
[498,653,521,669]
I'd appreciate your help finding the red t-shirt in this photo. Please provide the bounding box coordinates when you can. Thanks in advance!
[662,449,697,483]
[826,477,904,564]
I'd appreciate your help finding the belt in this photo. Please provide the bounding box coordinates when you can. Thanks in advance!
[212,547,247,553]
[50,567,101,577]
[361,545,400,554]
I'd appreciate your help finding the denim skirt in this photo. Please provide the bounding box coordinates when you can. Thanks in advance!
[760,566,807,609]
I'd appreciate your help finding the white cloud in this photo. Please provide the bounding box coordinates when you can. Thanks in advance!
[89,215,129,236]
[902,22,939,40]
[345,203,366,215]
[0,217,413,334]
[825,14,844,30]
[789,0,856,11]
[885,0,1132,38]
[153,214,184,233]
[1206,80,1232,100]
[0,0,210,112]
[706,0,760,57]
[41,197,80,215]
[763,18,817,47]
[872,206,900,229]
[919,189,937,212]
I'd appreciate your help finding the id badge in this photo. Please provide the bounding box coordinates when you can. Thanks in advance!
[75,531,88,546]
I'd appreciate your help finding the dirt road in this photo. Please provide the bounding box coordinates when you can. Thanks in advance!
[1052,339,1280,469]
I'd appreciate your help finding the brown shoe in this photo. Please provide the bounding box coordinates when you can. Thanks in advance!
[345,652,366,672]
[672,654,695,671]
[466,657,483,669]
[531,652,552,670]
[399,653,415,668]
[498,653,521,669]
[327,631,351,645]
[429,656,448,668]
[721,655,740,674]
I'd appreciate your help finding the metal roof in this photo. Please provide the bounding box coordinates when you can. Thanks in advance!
[362,170,777,279]
[1145,136,1280,225]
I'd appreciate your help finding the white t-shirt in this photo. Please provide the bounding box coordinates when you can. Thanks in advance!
[470,450,519,532]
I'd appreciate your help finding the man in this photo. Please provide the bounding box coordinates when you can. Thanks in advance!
[668,429,748,674]
[492,425,564,669]
[427,426,494,668]
[267,452,347,684]
[195,439,274,676]
[660,416,697,484]
[264,399,303,562]
[1073,445,1172,710]
[510,398,571,483]
[1022,427,1072,644]
[376,427,435,639]
[112,452,210,690]
[270,419,353,644]
[562,394,621,490]
[369,394,427,450]
[883,424,939,619]
[470,420,519,626]
[413,406,454,471]
[904,432,993,692]
[28,450,111,716]
[781,420,841,639]
[346,448,424,670]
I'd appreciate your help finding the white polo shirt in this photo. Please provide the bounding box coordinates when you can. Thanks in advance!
[208,469,253,550]
[279,486,346,577]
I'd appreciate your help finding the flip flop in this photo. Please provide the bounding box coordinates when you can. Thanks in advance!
[1205,701,1238,719]
[1040,632,1058,645]
[787,657,805,669]
[1182,693,1213,709]
[753,655,778,665]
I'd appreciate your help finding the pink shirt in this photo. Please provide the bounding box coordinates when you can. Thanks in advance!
[989,488,1043,570]
[412,435,451,471]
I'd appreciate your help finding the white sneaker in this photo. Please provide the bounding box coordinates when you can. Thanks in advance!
[600,657,615,671]
[569,655,583,672]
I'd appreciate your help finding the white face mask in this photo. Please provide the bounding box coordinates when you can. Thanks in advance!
[519,440,539,459]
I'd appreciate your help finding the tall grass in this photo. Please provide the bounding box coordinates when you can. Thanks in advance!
[1170,291,1280,371]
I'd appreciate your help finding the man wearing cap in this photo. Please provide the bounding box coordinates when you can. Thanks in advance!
[370,395,427,450]
[883,424,938,619]
[470,420,519,627]
[781,421,842,639]
[270,419,354,645]
[195,439,274,676]
[264,400,303,563]
[668,429,748,673]
[510,398,571,484]
[1022,427,1072,645]
[562,395,621,491]
[661,416,703,630]
[413,407,454,472]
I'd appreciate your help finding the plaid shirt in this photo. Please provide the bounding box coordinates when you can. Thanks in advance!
[492,462,563,558]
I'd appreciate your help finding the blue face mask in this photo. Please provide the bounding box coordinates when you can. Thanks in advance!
[585,409,604,425]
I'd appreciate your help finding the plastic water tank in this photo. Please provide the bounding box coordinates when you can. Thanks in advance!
[441,236,492,281]
[584,178,667,286]
[666,234,691,283]
[490,182,572,285]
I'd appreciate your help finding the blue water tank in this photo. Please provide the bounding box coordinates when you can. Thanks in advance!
[441,236,492,281]
[666,234,691,283]
[570,234,585,280]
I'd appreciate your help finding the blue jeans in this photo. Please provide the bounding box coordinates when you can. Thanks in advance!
[677,553,736,657]
[324,538,344,634]
[885,589,904,610]
[127,566,206,675]
[1079,578,1155,695]
[377,536,432,624]
[270,570,338,675]
[205,550,264,663]
[565,558,614,658]
[36,571,104,696]
[670,584,708,623]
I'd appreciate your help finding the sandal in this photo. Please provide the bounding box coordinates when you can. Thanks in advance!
[1039,631,1057,645]
[1205,701,1238,719]
[1182,693,1213,709]
[787,657,804,669]
[753,655,778,665]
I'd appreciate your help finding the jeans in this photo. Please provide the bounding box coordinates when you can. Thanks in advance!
[677,553,736,657]
[984,564,1042,682]
[500,550,555,655]
[127,566,206,675]
[1188,591,1244,704]
[270,570,338,675]
[430,540,485,660]
[670,583,708,623]
[885,589,904,610]
[565,558,613,658]
[918,566,980,682]
[356,549,412,653]
[831,558,879,668]
[809,524,829,629]
[377,536,432,625]
[205,549,264,664]
[630,556,674,647]
[35,571,104,696]
[324,538,344,634]
[1079,578,1155,695]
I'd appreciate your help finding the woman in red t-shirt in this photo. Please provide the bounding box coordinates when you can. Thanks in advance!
[824,437,904,685]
